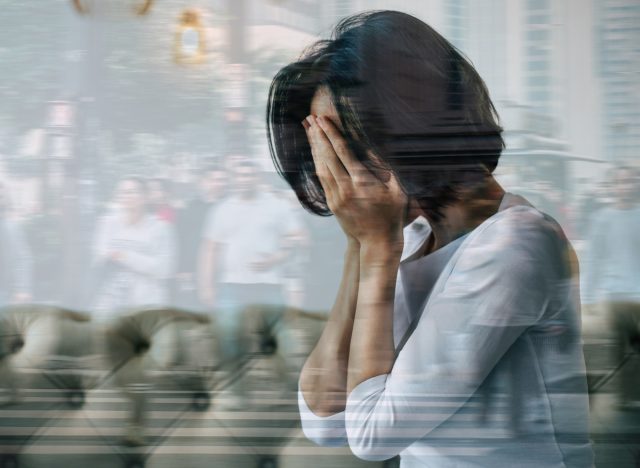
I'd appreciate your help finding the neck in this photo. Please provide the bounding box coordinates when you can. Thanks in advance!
[423,175,505,255]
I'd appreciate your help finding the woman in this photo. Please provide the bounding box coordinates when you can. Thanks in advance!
[92,176,175,320]
[267,11,592,468]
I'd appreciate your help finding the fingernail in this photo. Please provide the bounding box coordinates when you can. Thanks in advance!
[301,119,309,130]
[306,115,315,126]
[316,116,326,129]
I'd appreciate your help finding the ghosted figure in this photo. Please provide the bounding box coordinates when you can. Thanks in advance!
[583,165,640,409]
[175,164,227,310]
[146,177,176,224]
[198,159,301,359]
[91,176,175,321]
[0,182,32,306]
[267,11,593,467]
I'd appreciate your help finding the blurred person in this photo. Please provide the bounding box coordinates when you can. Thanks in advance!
[0,182,32,306]
[575,177,604,239]
[175,164,227,309]
[267,11,592,467]
[537,180,573,239]
[146,177,176,223]
[582,165,640,410]
[198,159,300,359]
[91,176,175,321]
[279,190,310,309]
[576,172,614,240]
[169,152,197,209]
[22,185,66,306]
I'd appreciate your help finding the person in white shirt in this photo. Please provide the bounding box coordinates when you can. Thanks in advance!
[266,11,593,467]
[199,159,300,358]
[582,165,640,410]
[92,176,175,321]
[0,182,32,306]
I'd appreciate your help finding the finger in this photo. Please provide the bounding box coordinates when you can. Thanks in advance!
[316,116,383,190]
[303,118,328,180]
[319,160,339,198]
[307,116,350,183]
[303,119,338,196]
[365,149,392,183]
[316,116,362,177]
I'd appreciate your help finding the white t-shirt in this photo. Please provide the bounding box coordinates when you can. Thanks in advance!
[581,205,640,304]
[204,193,300,285]
[298,193,593,468]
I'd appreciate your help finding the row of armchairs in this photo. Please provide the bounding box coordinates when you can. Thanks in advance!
[2,304,384,468]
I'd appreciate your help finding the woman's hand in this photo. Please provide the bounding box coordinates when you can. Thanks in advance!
[303,115,407,249]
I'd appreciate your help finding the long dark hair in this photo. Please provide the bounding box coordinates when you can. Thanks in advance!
[267,10,504,221]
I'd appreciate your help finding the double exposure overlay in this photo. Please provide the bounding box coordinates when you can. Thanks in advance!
[0,1,638,467]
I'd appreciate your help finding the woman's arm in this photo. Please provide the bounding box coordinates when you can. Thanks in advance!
[343,210,575,462]
[299,238,360,416]
[300,113,405,413]
[347,240,401,393]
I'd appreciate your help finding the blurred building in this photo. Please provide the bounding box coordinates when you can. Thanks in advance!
[595,0,640,163]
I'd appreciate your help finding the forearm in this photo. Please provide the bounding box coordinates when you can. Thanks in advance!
[299,240,360,416]
[347,241,400,393]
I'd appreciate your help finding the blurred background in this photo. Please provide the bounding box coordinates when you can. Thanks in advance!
[0,0,638,467]
[0,0,639,309]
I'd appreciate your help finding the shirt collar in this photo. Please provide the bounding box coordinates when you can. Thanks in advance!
[400,192,521,263]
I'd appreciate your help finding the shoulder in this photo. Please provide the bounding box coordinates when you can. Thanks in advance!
[454,205,567,280]
[478,205,564,249]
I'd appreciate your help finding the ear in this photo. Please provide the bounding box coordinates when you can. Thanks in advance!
[404,198,426,227]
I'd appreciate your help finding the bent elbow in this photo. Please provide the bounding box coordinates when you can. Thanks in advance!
[300,421,348,448]
[346,423,403,461]
[298,390,348,447]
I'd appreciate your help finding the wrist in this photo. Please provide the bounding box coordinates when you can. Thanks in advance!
[360,236,403,258]
[360,238,403,270]
[346,237,360,253]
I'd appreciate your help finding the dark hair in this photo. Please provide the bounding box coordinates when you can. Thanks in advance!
[267,10,504,221]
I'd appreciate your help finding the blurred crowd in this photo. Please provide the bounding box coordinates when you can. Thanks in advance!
[0,155,314,323]
[1,159,639,318]
[1,156,639,452]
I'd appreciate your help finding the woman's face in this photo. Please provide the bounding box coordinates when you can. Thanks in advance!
[118,180,146,214]
[309,86,423,227]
